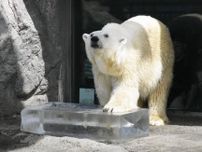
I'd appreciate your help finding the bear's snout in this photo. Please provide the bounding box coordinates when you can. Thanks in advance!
[91,36,99,42]
[91,36,100,48]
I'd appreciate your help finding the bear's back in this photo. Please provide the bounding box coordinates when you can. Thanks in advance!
[124,16,174,68]
[124,16,165,53]
[122,16,174,95]
[126,16,163,32]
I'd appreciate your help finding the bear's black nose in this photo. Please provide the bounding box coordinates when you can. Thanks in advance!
[91,36,99,42]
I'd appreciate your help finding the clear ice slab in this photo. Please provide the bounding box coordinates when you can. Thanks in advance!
[21,102,149,142]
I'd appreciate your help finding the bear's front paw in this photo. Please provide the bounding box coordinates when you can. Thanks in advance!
[103,101,138,113]
[149,114,169,126]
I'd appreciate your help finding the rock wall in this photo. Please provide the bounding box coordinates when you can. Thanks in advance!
[0,0,64,115]
[24,0,65,101]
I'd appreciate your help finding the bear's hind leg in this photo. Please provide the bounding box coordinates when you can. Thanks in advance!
[148,72,172,126]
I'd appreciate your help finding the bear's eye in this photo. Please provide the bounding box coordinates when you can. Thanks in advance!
[104,34,109,38]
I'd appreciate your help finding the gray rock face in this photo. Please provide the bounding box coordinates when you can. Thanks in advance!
[0,13,18,115]
[3,0,47,97]
[24,0,64,101]
[0,0,61,114]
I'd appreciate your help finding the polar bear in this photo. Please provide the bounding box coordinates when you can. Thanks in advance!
[82,15,174,126]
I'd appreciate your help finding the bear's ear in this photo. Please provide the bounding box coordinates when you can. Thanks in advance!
[119,38,127,45]
[82,33,89,41]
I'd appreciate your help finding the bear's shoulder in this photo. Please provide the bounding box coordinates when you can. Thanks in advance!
[124,15,165,30]
[126,16,158,25]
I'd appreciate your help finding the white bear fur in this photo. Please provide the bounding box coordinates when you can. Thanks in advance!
[82,16,174,126]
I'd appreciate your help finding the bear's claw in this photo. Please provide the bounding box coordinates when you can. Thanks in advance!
[103,104,132,113]
[103,108,113,112]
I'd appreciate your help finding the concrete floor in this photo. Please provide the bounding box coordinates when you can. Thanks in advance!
[1,111,202,152]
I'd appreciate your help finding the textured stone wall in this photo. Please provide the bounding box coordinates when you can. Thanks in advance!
[24,0,64,101]
[0,0,64,115]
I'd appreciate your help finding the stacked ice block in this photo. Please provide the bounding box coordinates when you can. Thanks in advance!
[21,102,149,142]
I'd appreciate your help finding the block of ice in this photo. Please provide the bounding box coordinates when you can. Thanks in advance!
[21,102,149,142]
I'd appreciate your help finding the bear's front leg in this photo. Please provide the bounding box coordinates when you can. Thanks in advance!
[103,81,139,113]
[92,66,112,106]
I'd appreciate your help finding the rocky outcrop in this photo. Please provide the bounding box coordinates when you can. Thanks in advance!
[24,0,64,101]
[0,0,64,115]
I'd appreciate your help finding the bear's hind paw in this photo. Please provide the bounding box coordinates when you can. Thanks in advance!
[149,115,169,126]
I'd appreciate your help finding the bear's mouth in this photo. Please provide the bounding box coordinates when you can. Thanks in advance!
[91,43,102,49]
[91,43,99,48]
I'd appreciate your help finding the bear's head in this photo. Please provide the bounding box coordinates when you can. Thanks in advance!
[82,23,127,53]
[82,23,129,76]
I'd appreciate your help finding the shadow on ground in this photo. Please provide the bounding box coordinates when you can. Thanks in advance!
[0,115,43,151]
[168,111,202,126]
